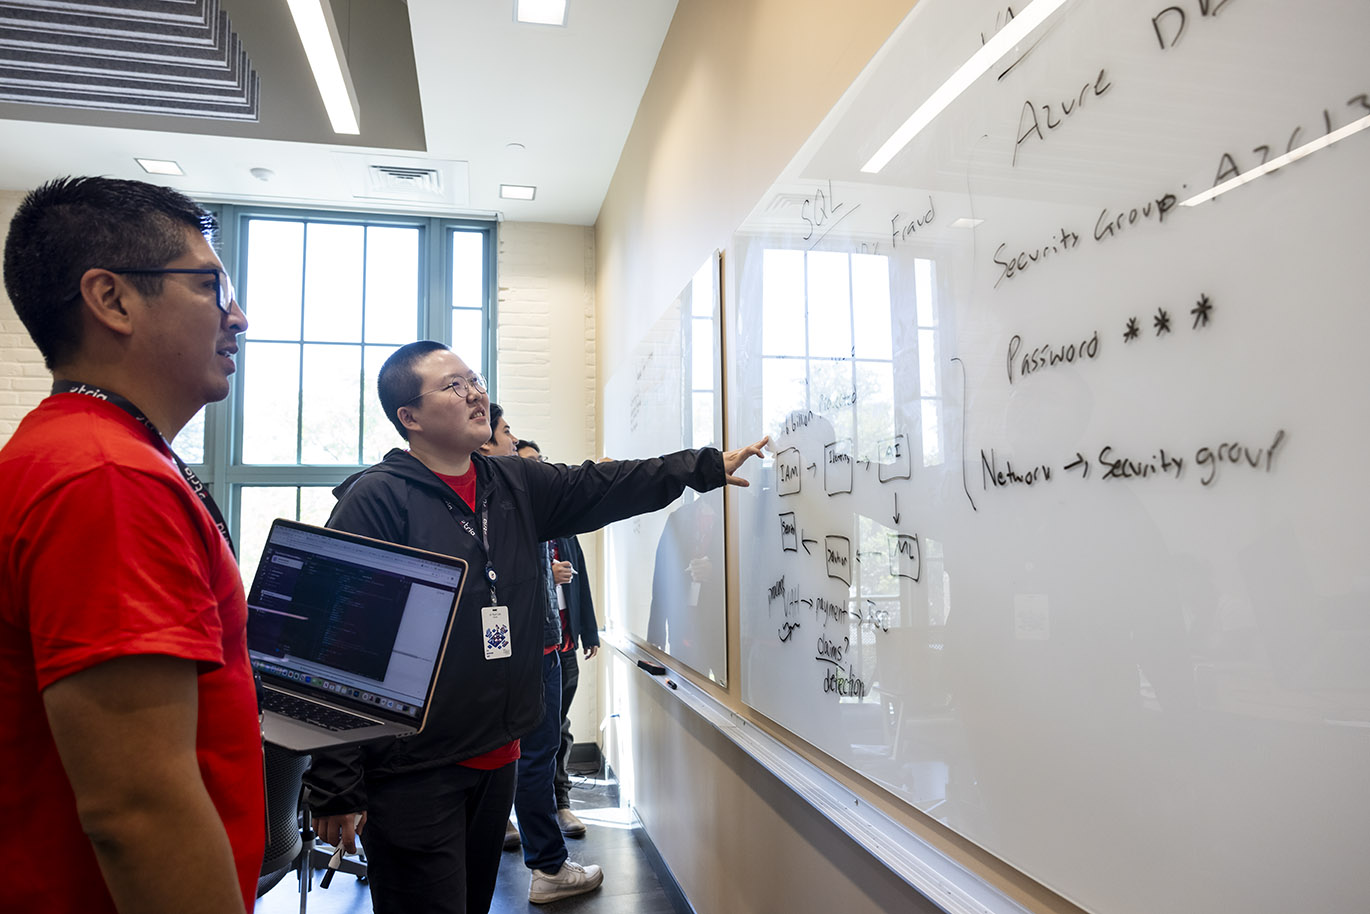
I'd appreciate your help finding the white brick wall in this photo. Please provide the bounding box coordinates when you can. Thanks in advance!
[0,189,48,446]
[495,221,597,464]
[496,220,602,749]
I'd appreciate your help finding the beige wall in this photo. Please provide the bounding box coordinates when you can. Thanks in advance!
[596,0,920,385]
[593,2,1077,911]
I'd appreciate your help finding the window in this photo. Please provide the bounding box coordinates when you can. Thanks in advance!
[176,205,495,583]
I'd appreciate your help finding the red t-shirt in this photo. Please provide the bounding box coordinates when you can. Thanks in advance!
[0,394,265,911]
[431,462,520,770]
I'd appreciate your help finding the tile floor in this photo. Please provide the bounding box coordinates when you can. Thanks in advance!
[255,765,685,914]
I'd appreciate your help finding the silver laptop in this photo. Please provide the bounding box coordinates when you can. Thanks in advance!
[247,519,466,753]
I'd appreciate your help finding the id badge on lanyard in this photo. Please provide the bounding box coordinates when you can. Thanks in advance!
[458,499,513,661]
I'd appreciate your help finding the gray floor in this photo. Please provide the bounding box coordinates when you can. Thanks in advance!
[255,763,685,914]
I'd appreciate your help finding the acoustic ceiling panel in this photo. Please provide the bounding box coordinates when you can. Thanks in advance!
[0,0,258,120]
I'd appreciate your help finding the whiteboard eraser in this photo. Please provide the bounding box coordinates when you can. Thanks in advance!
[637,660,666,675]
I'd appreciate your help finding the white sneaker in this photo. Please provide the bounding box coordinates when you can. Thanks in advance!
[528,859,604,904]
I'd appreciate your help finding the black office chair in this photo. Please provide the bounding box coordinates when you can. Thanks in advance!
[257,742,368,911]
[257,742,311,898]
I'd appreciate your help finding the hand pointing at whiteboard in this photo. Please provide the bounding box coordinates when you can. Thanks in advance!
[722,436,770,486]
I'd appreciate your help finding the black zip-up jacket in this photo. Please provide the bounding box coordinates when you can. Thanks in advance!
[305,445,725,815]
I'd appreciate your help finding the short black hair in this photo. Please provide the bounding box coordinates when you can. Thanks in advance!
[486,402,504,445]
[377,340,451,440]
[515,439,540,454]
[3,176,218,369]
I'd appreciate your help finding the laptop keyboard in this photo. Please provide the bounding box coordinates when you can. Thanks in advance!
[261,690,376,731]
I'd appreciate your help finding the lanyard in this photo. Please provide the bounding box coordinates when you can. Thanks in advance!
[443,491,499,605]
[51,381,236,557]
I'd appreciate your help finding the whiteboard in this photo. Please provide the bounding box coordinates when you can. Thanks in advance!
[726,2,1370,913]
[605,254,727,684]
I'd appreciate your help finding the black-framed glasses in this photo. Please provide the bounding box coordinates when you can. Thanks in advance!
[108,267,238,314]
[404,373,488,406]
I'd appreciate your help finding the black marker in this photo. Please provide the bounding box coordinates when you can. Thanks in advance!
[665,679,678,690]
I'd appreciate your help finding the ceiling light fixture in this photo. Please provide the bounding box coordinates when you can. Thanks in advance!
[135,158,184,176]
[861,0,1068,174]
[285,0,361,135]
[500,184,537,200]
[516,0,567,26]
[1180,113,1370,207]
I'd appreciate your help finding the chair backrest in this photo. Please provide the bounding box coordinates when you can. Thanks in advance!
[256,742,310,897]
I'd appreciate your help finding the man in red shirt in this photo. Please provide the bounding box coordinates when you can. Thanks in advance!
[0,176,264,912]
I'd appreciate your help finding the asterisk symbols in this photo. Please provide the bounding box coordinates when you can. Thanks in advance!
[1153,307,1171,336]
[1123,317,1140,342]
[1190,293,1213,329]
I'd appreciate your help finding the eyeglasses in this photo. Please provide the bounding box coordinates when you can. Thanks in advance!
[404,373,488,406]
[108,267,238,314]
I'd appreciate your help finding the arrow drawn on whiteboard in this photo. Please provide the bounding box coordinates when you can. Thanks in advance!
[858,457,871,471]
[807,462,817,475]
[801,531,818,555]
[951,357,977,511]
[1064,452,1090,478]
[892,492,901,525]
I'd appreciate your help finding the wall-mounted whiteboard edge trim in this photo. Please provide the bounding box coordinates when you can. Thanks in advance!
[604,631,1033,914]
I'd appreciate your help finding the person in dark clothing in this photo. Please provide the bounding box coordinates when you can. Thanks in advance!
[305,341,767,914]
[518,439,600,837]
[486,413,602,899]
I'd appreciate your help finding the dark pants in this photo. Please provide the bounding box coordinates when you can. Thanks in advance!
[554,646,580,808]
[361,761,516,914]
[514,649,567,872]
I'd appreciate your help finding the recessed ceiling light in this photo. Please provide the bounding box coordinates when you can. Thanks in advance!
[136,158,184,176]
[516,0,567,26]
[500,184,536,201]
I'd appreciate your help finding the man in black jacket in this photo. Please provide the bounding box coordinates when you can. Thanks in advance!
[305,340,766,914]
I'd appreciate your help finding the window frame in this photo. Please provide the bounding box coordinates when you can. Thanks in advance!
[189,202,497,542]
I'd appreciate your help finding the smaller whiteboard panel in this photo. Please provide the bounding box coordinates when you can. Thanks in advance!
[605,253,727,684]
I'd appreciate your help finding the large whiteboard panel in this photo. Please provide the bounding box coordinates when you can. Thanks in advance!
[728,2,1369,913]
[605,255,727,683]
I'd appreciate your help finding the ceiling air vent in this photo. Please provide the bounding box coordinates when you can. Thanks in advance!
[366,164,443,198]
